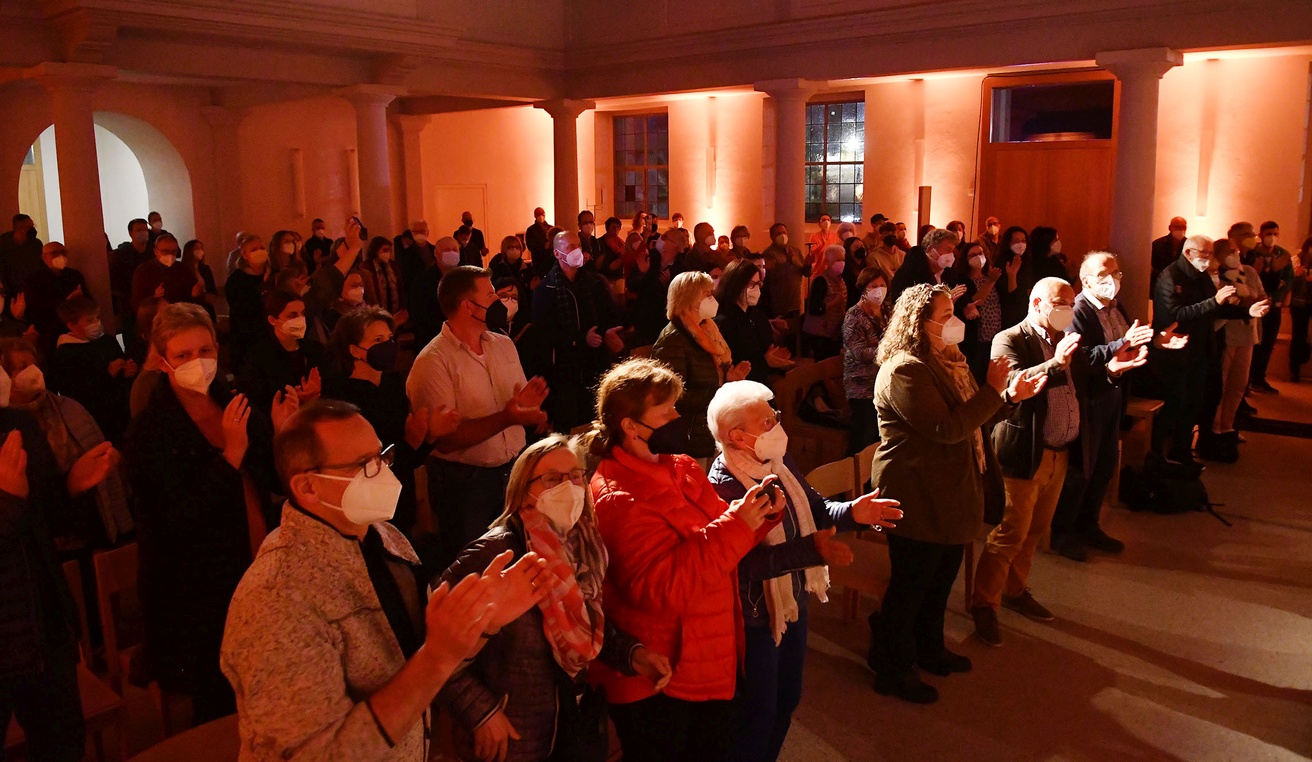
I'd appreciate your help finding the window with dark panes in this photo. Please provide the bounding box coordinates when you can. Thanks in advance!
[805,101,864,223]
[613,113,670,219]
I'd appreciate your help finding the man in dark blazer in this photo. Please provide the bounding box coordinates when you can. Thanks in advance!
[971,277,1144,646]
[1150,217,1188,296]
[1151,236,1267,464]
[1050,252,1184,561]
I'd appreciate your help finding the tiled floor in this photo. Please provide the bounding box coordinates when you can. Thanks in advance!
[781,338,1312,761]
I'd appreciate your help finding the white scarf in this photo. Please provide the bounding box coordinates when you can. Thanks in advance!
[721,444,829,645]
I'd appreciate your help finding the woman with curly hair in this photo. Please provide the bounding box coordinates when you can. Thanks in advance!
[865,284,1043,704]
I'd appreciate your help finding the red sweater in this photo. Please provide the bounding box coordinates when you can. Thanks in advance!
[589,448,759,704]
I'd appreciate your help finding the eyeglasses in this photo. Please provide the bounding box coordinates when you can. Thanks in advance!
[312,445,395,478]
[530,469,588,489]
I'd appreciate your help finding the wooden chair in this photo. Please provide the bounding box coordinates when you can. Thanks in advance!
[805,459,887,619]
[805,459,856,501]
[777,356,850,473]
[94,544,178,740]
[126,714,239,762]
[6,560,126,762]
[1116,396,1164,504]
[629,344,653,359]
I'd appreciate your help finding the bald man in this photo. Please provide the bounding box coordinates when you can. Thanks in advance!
[972,277,1143,646]
[1150,216,1188,296]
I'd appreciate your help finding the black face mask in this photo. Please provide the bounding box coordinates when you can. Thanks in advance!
[883,235,898,248]
[635,416,692,455]
[360,339,399,372]
[474,298,509,333]
[853,248,867,262]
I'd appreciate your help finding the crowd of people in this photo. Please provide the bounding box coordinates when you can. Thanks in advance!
[0,204,1307,761]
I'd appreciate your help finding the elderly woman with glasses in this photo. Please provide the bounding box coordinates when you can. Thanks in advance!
[705,380,901,762]
[438,434,672,762]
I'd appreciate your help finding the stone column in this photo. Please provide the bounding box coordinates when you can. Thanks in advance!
[340,85,401,234]
[1097,48,1183,318]
[755,79,820,246]
[31,62,116,314]
[392,114,431,228]
[534,99,595,230]
[202,105,246,267]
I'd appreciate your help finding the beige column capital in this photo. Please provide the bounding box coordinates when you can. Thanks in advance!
[337,84,406,110]
[753,78,822,101]
[533,99,596,121]
[1096,48,1183,81]
[391,113,432,136]
[27,61,117,93]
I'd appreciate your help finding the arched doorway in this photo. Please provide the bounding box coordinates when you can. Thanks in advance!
[17,111,194,249]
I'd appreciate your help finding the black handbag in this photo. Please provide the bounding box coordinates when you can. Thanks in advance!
[551,675,609,762]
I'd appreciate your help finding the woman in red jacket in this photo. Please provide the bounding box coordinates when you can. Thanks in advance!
[585,357,778,762]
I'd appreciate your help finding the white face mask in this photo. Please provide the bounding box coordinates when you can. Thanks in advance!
[698,295,719,321]
[1010,242,1027,256]
[51,255,68,271]
[412,233,429,245]
[704,235,716,248]
[970,254,988,270]
[439,250,461,269]
[165,357,218,394]
[281,242,296,255]
[534,481,586,532]
[345,287,365,304]
[280,316,307,338]
[1050,240,1063,255]
[931,315,966,346]
[561,247,586,269]
[864,286,886,305]
[501,297,519,322]
[12,365,44,396]
[1262,235,1277,248]
[747,424,789,462]
[774,234,788,247]
[1045,304,1074,332]
[313,463,403,525]
[745,285,762,307]
[1224,254,1240,270]
[158,255,177,268]
[1190,255,1212,273]
[937,252,956,270]
[733,237,749,250]
[1091,276,1120,302]
[829,261,845,277]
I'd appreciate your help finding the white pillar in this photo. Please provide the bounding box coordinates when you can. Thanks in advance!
[755,79,820,244]
[392,113,431,228]
[1097,48,1182,318]
[31,62,116,315]
[340,86,401,235]
[534,99,595,230]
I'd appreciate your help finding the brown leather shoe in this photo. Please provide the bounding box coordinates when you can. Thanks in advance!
[971,605,1002,647]
[1002,589,1054,622]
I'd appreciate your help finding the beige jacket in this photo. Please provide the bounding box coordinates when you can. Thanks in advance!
[220,504,426,762]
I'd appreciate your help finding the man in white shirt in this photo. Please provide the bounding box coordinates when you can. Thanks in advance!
[407,266,549,566]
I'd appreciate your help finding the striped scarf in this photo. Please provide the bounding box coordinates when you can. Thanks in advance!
[521,508,607,677]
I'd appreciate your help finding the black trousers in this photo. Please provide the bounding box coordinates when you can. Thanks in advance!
[0,644,85,762]
[1250,308,1282,384]
[1154,356,1208,459]
[545,377,596,436]
[609,693,738,762]
[1052,398,1120,538]
[425,457,514,571]
[1289,305,1310,375]
[870,534,964,677]
[847,397,879,457]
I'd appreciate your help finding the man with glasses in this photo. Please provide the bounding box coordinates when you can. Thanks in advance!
[407,266,550,569]
[1050,252,1184,561]
[1152,235,1269,464]
[221,399,551,761]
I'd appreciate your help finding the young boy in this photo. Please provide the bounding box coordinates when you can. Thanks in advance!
[49,296,137,443]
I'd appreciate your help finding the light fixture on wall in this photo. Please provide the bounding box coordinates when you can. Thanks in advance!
[1195,58,1221,218]
[290,148,306,218]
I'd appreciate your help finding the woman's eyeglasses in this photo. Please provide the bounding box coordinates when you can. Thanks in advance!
[531,469,588,489]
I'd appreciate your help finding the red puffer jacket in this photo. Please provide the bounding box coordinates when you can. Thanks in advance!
[589,448,759,704]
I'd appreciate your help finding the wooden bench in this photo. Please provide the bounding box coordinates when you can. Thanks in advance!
[1114,396,1165,505]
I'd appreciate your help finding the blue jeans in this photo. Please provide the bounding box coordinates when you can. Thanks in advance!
[732,606,809,762]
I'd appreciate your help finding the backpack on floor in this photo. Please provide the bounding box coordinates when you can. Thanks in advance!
[1119,458,1210,515]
